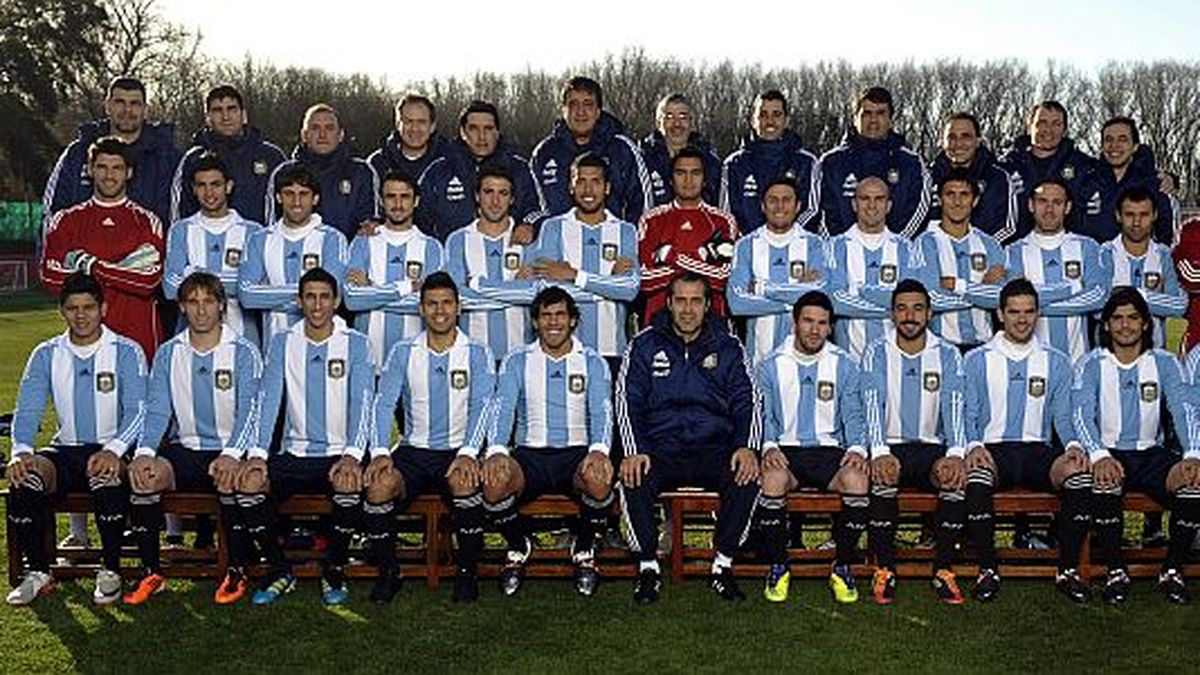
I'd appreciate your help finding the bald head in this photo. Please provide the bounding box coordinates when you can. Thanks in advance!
[852,177,891,232]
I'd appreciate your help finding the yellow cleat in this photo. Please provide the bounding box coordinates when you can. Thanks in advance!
[829,563,859,604]
[763,564,791,602]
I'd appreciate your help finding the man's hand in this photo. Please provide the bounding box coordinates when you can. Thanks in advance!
[329,455,363,493]
[6,455,35,486]
[1175,458,1200,489]
[515,265,534,281]
[965,446,996,472]
[620,453,652,488]
[482,454,513,488]
[870,454,901,486]
[511,222,536,246]
[363,455,396,487]
[446,455,482,486]
[532,258,577,282]
[983,266,1007,284]
[347,269,370,287]
[730,447,759,486]
[840,451,866,472]
[1061,445,1090,474]
[208,455,242,493]
[940,276,958,291]
[936,457,967,491]
[1092,456,1125,490]
[358,220,380,237]
[612,257,634,275]
[762,447,789,472]
[238,457,269,491]
[801,269,822,282]
[579,451,613,485]
[86,449,122,484]
[127,455,161,493]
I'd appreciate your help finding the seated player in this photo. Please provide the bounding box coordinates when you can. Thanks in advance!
[482,287,614,597]
[125,272,263,605]
[6,274,147,606]
[861,280,968,604]
[1076,287,1199,604]
[237,267,374,606]
[756,291,869,604]
[363,272,496,603]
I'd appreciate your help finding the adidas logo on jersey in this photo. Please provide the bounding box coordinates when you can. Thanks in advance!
[651,350,671,377]
[841,173,858,198]
[1086,190,1102,215]
[542,159,558,185]
[742,175,758,198]
[102,217,116,227]
[447,176,465,202]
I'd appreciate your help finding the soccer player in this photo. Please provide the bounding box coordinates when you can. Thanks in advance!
[1076,287,1199,604]
[1004,178,1106,363]
[640,93,722,207]
[861,280,968,604]
[914,169,1007,351]
[639,148,739,324]
[368,94,466,216]
[238,267,374,606]
[482,287,614,597]
[1099,186,1185,349]
[41,135,165,360]
[728,176,828,364]
[960,279,1093,603]
[618,273,760,604]
[1077,116,1176,245]
[755,291,869,604]
[126,272,263,605]
[1172,215,1200,350]
[927,112,1019,244]
[239,164,348,346]
[531,152,640,366]
[164,152,264,344]
[363,272,495,603]
[6,274,147,606]
[344,171,445,369]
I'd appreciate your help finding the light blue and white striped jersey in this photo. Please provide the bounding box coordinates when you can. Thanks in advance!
[756,341,866,455]
[488,337,612,455]
[861,333,967,457]
[827,226,919,359]
[344,226,445,370]
[532,209,639,358]
[371,329,495,459]
[136,325,263,459]
[1005,231,1106,363]
[914,223,1005,347]
[1073,347,1194,461]
[237,215,348,348]
[254,317,374,460]
[12,326,147,457]
[1099,237,1186,349]
[444,219,538,361]
[728,225,828,364]
[962,334,1078,449]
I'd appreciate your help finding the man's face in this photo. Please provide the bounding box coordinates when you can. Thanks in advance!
[476,176,513,224]
[999,294,1038,343]
[1118,198,1156,245]
[278,183,317,226]
[855,100,893,140]
[939,180,976,226]
[398,102,434,152]
[1102,122,1136,169]
[752,98,787,141]
[667,280,708,335]
[1030,183,1070,234]
[570,166,609,215]
[381,179,418,226]
[89,152,131,200]
[193,169,232,215]
[1105,303,1147,350]
[852,179,891,230]
[941,118,980,166]
[301,110,342,155]
[420,287,459,337]
[1029,107,1066,154]
[299,281,338,330]
[793,305,831,355]
[207,96,244,137]
[181,287,224,334]
[762,183,799,231]
[658,101,693,147]
[563,89,600,139]
[104,87,147,135]
[60,292,105,342]
[671,157,704,202]
[891,291,930,341]
[461,111,499,159]
[534,301,575,352]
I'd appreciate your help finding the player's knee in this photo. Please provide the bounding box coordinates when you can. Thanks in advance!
[481,480,515,505]
[365,472,403,505]
[238,471,268,495]
[838,466,869,495]
[447,470,478,497]
[579,474,612,502]
[759,466,790,497]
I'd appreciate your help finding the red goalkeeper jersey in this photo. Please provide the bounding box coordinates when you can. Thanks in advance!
[637,201,739,326]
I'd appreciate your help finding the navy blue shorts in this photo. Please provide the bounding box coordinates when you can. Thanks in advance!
[779,447,844,490]
[988,442,1060,492]
[391,446,456,497]
[1112,447,1174,506]
[891,443,945,491]
[513,446,588,500]
[268,454,341,500]
[160,443,219,491]
[42,444,110,498]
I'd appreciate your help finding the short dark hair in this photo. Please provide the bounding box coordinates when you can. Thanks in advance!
[1117,186,1157,212]
[571,152,609,182]
[298,267,338,296]
[792,290,833,322]
[670,146,708,177]
[1029,100,1069,130]
[60,272,103,305]
[191,151,231,182]
[477,162,514,190]
[88,136,129,166]
[274,164,320,198]
[667,271,711,302]
[891,278,930,308]
[939,167,980,198]
[1102,116,1141,145]
[420,271,458,303]
[763,176,800,203]
[756,89,789,117]
[380,169,420,198]
[530,285,579,323]
[856,86,894,117]
[178,271,227,313]
[999,278,1039,311]
[561,76,603,110]
[945,111,981,136]
[107,76,145,99]
[205,85,243,110]
[459,100,499,131]
[1030,177,1073,204]
[1099,286,1153,353]
[397,93,436,122]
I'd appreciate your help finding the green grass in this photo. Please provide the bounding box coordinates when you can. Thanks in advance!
[0,293,1197,674]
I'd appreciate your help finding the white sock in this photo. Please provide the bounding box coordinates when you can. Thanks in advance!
[639,559,660,573]
[712,553,733,574]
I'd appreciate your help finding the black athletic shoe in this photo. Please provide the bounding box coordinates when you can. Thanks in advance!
[633,569,661,605]
[1158,568,1191,605]
[709,568,746,602]
[369,567,402,605]
[1102,569,1131,606]
[1055,568,1092,604]
[972,568,1000,603]
[574,559,600,597]
[499,562,525,597]
[453,569,479,604]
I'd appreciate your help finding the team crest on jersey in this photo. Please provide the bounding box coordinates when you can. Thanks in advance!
[1064,260,1081,279]
[339,179,352,195]
[1028,376,1046,398]
[328,359,346,379]
[450,369,469,390]
[790,260,807,280]
[568,374,586,394]
[406,261,423,280]
[886,168,900,185]
[977,180,987,195]
[702,353,718,370]
[817,380,835,401]
[225,248,242,267]
[1141,382,1159,403]
[1062,165,1076,181]
[214,369,234,391]
[302,253,320,271]
[504,252,521,271]
[253,160,268,175]
[970,253,987,272]
[879,264,897,284]
[1144,272,1161,289]
[602,243,618,261]
[96,372,115,393]
[923,372,941,392]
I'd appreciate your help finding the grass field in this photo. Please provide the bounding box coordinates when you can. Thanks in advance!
[0,291,1197,674]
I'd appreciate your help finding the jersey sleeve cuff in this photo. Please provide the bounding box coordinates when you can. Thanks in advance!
[868,444,890,459]
[762,441,780,454]
[945,445,966,459]
[370,446,392,459]
[966,441,986,455]
[456,446,480,459]
[847,445,868,458]
[220,447,243,460]
[486,444,510,457]
[246,446,269,461]
[12,443,34,456]
[133,446,157,459]
[587,442,610,456]
[574,270,588,288]
[343,446,365,462]
[104,439,130,457]
[1088,448,1112,463]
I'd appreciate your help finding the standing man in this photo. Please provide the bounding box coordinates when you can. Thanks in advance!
[1172,215,1200,351]
[171,84,286,225]
[367,94,463,204]
[640,93,722,207]
[618,273,760,604]
[1078,116,1176,245]
[928,112,1019,244]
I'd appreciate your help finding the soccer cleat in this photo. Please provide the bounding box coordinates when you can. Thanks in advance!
[214,569,247,605]
[763,564,791,603]
[972,568,1001,603]
[321,569,349,606]
[871,568,896,605]
[6,571,56,606]
[1157,568,1191,605]
[58,533,91,549]
[574,559,600,597]
[163,534,186,550]
[369,567,402,605]
[1055,568,1092,604]
[829,563,859,604]
[452,569,479,604]
[252,573,297,605]
[709,568,745,602]
[92,568,122,605]
[932,569,965,605]
[499,562,525,597]
[633,569,662,605]
[123,573,166,605]
[1102,569,1131,606]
